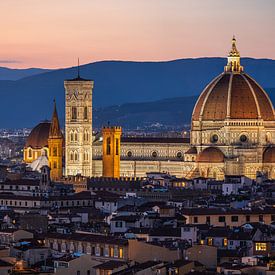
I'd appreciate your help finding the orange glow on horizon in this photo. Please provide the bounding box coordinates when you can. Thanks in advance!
[0,0,275,69]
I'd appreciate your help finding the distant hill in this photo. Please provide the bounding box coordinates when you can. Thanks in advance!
[0,58,275,128]
[0,67,52,81]
[94,88,275,131]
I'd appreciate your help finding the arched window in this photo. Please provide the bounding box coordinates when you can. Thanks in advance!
[106,137,111,155]
[84,106,88,120]
[115,138,119,155]
[70,132,74,142]
[53,147,57,157]
[70,152,74,161]
[72,106,77,120]
[75,132,78,141]
[75,152,78,161]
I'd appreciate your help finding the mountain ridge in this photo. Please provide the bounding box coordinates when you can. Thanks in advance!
[1,57,275,128]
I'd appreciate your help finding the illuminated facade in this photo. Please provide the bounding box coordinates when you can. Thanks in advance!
[24,38,275,180]
[102,126,122,178]
[64,76,94,177]
[48,101,63,180]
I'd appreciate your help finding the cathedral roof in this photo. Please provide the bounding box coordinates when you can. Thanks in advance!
[25,121,51,149]
[197,147,224,163]
[25,101,62,149]
[263,147,275,163]
[192,37,275,122]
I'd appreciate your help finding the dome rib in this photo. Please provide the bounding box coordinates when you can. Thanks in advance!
[240,74,261,119]
[192,74,223,121]
[244,74,275,121]
[192,72,274,121]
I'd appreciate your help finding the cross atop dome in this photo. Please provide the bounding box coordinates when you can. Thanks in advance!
[224,36,243,73]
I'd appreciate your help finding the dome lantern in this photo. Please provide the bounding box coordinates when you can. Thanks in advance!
[224,36,243,73]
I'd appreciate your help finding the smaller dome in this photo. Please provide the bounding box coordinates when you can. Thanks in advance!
[25,121,51,149]
[263,147,275,163]
[197,147,224,163]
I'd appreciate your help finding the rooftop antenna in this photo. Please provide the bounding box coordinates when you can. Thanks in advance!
[77,57,80,78]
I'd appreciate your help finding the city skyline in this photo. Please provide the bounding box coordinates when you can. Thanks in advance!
[1,0,275,68]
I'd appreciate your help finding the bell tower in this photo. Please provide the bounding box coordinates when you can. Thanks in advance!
[64,67,94,177]
[48,100,63,180]
[102,126,122,178]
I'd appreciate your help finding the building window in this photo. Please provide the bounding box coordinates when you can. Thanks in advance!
[219,216,225,223]
[271,215,275,222]
[75,152,78,161]
[152,151,157,158]
[223,238,228,247]
[207,238,213,246]
[194,217,198,223]
[255,243,267,251]
[240,134,248,143]
[53,161,57,169]
[176,152,182,159]
[70,152,74,161]
[231,216,238,222]
[246,215,250,222]
[127,151,132,158]
[259,215,264,222]
[115,138,119,155]
[75,132,78,141]
[84,106,88,120]
[28,149,32,158]
[53,147,57,157]
[211,134,218,143]
[206,216,210,224]
[72,107,77,120]
[106,137,111,155]
[119,248,123,258]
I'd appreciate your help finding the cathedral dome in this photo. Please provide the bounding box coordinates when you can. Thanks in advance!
[25,121,51,149]
[192,38,275,122]
[197,147,224,163]
[263,147,275,163]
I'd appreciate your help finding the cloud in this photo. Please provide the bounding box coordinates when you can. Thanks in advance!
[0,60,21,64]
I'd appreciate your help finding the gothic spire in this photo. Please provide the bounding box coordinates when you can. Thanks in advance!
[49,99,62,138]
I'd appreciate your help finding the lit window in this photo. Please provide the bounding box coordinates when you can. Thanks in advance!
[119,248,123,258]
[208,238,213,246]
[223,238,228,246]
[255,243,267,251]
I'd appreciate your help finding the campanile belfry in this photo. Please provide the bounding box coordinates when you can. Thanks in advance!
[64,67,94,177]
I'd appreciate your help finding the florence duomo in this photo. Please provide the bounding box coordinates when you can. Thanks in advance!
[23,37,275,180]
[2,1,275,272]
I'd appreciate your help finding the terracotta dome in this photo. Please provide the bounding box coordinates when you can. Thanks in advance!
[192,37,275,122]
[263,147,275,163]
[25,121,51,149]
[192,73,274,121]
[197,147,224,163]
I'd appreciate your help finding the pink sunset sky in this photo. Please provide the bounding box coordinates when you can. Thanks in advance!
[1,0,275,69]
